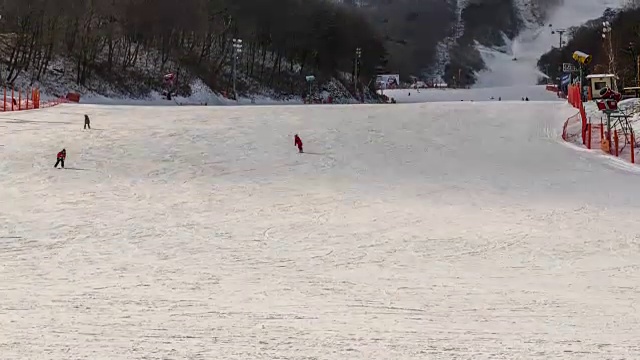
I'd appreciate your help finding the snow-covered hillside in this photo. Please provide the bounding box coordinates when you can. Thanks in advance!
[2,96,640,358]
[475,0,627,87]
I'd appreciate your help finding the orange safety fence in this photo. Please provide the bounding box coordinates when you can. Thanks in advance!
[39,97,71,108]
[583,123,603,150]
[563,83,638,165]
[567,84,580,109]
[0,87,72,112]
[609,128,637,164]
[563,83,588,141]
[0,87,40,111]
[562,112,583,142]
[565,114,638,164]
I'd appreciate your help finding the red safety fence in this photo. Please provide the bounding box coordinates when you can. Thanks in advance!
[564,111,638,164]
[562,82,638,164]
[0,87,42,111]
[582,123,603,151]
[567,84,581,109]
[0,88,75,111]
[562,112,583,142]
[563,83,589,143]
[610,128,636,164]
[39,97,71,108]
[582,122,635,162]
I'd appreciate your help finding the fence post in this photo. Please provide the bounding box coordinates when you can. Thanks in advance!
[587,124,592,149]
[26,88,30,109]
[614,130,619,157]
[3,86,5,112]
[11,88,14,111]
[632,132,635,164]
[18,89,21,110]
[600,118,604,141]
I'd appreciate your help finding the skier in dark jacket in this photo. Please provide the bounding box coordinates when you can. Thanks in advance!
[294,134,303,153]
[84,114,91,129]
[54,149,66,168]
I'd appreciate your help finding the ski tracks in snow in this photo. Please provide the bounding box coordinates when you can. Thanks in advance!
[1,102,640,358]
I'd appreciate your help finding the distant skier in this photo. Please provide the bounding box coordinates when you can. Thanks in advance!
[54,148,66,168]
[525,97,529,101]
[294,134,303,153]
[84,114,91,129]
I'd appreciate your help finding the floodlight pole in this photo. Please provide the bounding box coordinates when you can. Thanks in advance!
[602,22,613,74]
[355,47,362,97]
[232,38,243,100]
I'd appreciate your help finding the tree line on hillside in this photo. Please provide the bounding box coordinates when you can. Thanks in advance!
[538,4,640,90]
[355,0,455,78]
[347,0,563,86]
[0,0,387,96]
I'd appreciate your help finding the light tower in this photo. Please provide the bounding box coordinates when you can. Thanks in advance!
[354,47,362,97]
[232,38,243,100]
[602,21,615,75]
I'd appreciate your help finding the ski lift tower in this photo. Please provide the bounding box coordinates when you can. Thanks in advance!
[550,25,567,49]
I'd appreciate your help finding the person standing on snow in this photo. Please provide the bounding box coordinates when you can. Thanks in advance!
[54,148,66,168]
[294,134,303,153]
[84,114,91,129]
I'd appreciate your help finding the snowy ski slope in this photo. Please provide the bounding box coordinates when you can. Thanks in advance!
[385,85,562,102]
[1,98,640,359]
[476,0,627,87]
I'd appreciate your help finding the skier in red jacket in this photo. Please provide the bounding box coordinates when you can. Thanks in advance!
[294,134,303,153]
[54,148,66,168]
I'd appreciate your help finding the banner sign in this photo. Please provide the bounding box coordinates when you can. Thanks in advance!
[375,74,400,90]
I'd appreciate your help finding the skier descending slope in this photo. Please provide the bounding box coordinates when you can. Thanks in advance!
[294,134,303,153]
[54,149,66,168]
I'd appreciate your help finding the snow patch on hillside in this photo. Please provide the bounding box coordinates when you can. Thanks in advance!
[429,0,469,80]
[1,49,311,106]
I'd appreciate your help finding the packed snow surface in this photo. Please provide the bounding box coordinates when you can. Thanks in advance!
[385,85,562,102]
[1,99,640,359]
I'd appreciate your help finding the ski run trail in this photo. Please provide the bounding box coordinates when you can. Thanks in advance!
[1,86,640,359]
[475,0,628,88]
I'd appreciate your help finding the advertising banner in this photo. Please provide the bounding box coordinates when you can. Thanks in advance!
[562,63,578,73]
[376,74,400,90]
